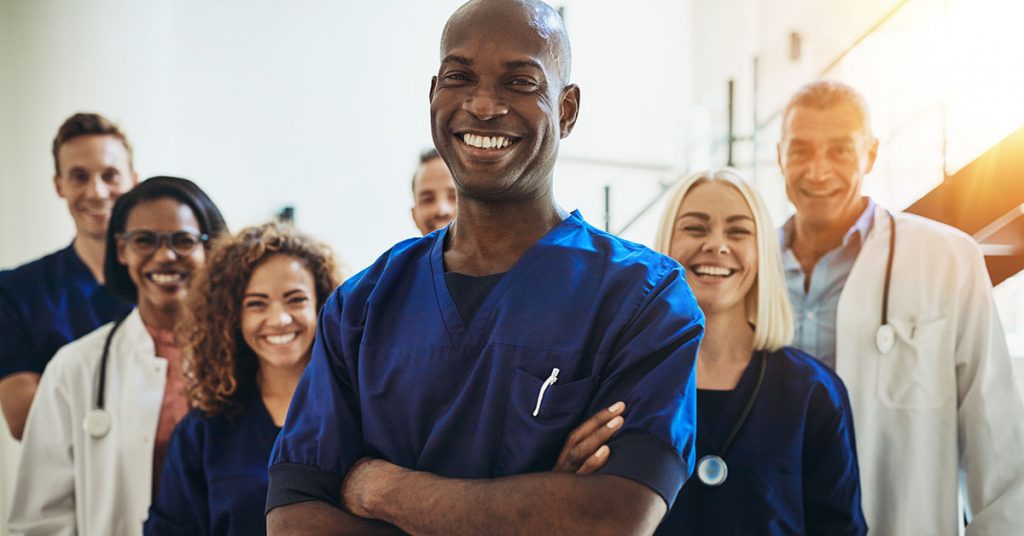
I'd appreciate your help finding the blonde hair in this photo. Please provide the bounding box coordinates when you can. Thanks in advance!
[654,169,793,351]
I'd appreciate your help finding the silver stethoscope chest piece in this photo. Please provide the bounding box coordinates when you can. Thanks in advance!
[875,324,895,354]
[83,408,112,438]
[696,454,728,486]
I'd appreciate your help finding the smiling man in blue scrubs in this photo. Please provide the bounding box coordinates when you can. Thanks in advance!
[0,113,137,440]
[265,1,704,534]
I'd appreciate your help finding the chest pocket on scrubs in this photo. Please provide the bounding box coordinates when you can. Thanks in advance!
[498,367,595,475]
[877,316,954,409]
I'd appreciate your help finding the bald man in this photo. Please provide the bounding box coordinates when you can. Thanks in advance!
[411,148,457,235]
[266,1,703,534]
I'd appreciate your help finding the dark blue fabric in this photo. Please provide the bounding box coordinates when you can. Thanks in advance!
[267,210,703,513]
[657,347,866,535]
[0,244,132,378]
[145,386,281,536]
[443,271,505,324]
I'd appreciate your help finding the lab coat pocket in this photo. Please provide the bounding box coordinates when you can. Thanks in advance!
[498,367,596,475]
[877,317,953,409]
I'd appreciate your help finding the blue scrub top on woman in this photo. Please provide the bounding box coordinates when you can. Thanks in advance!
[145,384,280,536]
[266,211,705,513]
[658,347,867,535]
[0,243,131,378]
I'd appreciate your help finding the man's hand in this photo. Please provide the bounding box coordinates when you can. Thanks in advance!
[552,401,625,474]
[342,457,409,519]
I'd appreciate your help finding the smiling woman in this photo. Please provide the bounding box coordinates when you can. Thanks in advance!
[10,176,228,536]
[144,222,340,536]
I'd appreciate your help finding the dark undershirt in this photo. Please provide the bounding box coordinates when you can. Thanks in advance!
[443,272,506,323]
[696,387,741,455]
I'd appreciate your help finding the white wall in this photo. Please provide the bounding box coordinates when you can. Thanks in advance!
[0,0,693,273]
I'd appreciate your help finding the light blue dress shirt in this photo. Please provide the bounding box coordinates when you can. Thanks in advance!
[780,199,876,370]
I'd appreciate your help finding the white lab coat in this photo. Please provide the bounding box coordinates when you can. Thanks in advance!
[9,309,168,536]
[834,209,1024,535]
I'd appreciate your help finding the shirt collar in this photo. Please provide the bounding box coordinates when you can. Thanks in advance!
[780,197,876,250]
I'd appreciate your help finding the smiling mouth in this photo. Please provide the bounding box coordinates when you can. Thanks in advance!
[264,332,299,345]
[801,188,838,198]
[147,271,187,285]
[458,133,520,150]
[691,265,737,278]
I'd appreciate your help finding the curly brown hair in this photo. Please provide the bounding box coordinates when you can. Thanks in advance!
[180,222,342,417]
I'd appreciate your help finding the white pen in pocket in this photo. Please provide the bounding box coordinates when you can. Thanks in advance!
[533,368,560,417]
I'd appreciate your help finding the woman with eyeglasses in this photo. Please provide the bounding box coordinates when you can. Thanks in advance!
[142,222,340,536]
[11,176,227,536]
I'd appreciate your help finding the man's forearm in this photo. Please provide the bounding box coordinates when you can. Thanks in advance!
[358,466,665,536]
[267,501,406,536]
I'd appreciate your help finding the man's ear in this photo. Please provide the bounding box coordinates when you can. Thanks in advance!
[428,76,438,104]
[559,84,581,138]
[776,142,784,172]
[54,174,65,199]
[863,137,880,174]
[131,170,140,187]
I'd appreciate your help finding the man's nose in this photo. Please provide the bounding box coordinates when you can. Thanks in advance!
[463,86,508,121]
[806,154,830,182]
[437,198,455,217]
[86,175,111,198]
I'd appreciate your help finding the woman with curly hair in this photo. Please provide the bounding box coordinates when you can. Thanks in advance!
[144,222,341,536]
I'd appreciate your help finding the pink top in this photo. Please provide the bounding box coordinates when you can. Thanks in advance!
[143,322,190,497]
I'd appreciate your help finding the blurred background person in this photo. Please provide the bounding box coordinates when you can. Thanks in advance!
[410,148,456,235]
[10,177,227,535]
[0,113,137,440]
[144,222,341,536]
[777,80,1024,533]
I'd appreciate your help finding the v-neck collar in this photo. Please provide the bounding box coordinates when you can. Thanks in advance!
[430,210,584,342]
[700,350,767,456]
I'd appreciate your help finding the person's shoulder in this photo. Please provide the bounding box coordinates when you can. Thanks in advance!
[329,234,437,310]
[39,318,117,387]
[570,216,681,279]
[0,246,72,292]
[894,212,978,251]
[771,346,849,398]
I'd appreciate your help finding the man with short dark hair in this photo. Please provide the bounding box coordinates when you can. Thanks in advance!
[266,1,702,534]
[778,79,1024,533]
[0,113,137,439]
[410,148,456,235]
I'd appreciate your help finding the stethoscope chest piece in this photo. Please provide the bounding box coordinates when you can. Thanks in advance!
[696,454,728,486]
[83,408,112,438]
[876,324,895,354]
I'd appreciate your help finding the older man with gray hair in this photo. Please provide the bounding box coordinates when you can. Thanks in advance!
[778,79,1024,534]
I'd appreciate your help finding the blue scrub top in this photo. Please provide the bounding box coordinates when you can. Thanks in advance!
[658,347,867,535]
[0,243,132,378]
[145,384,281,536]
[267,210,704,512]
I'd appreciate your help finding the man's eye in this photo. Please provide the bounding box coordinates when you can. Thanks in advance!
[443,73,470,82]
[71,172,89,182]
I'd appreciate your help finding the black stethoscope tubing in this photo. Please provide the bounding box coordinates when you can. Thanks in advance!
[697,350,767,486]
[83,313,130,438]
[876,210,897,353]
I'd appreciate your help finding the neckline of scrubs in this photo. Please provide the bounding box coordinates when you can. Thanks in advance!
[698,351,767,457]
[429,210,584,339]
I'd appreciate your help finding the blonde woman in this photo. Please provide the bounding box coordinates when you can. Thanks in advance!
[560,170,865,534]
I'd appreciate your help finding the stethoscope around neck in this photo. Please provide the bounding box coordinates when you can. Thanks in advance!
[874,210,898,354]
[82,313,130,438]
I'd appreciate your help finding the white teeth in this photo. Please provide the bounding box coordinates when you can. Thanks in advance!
[461,133,510,149]
[693,265,733,277]
[265,333,298,345]
[149,273,183,284]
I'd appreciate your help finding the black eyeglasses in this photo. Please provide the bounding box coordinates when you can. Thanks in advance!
[119,230,209,256]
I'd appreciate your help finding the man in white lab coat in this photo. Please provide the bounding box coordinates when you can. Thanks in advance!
[777,79,1024,534]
